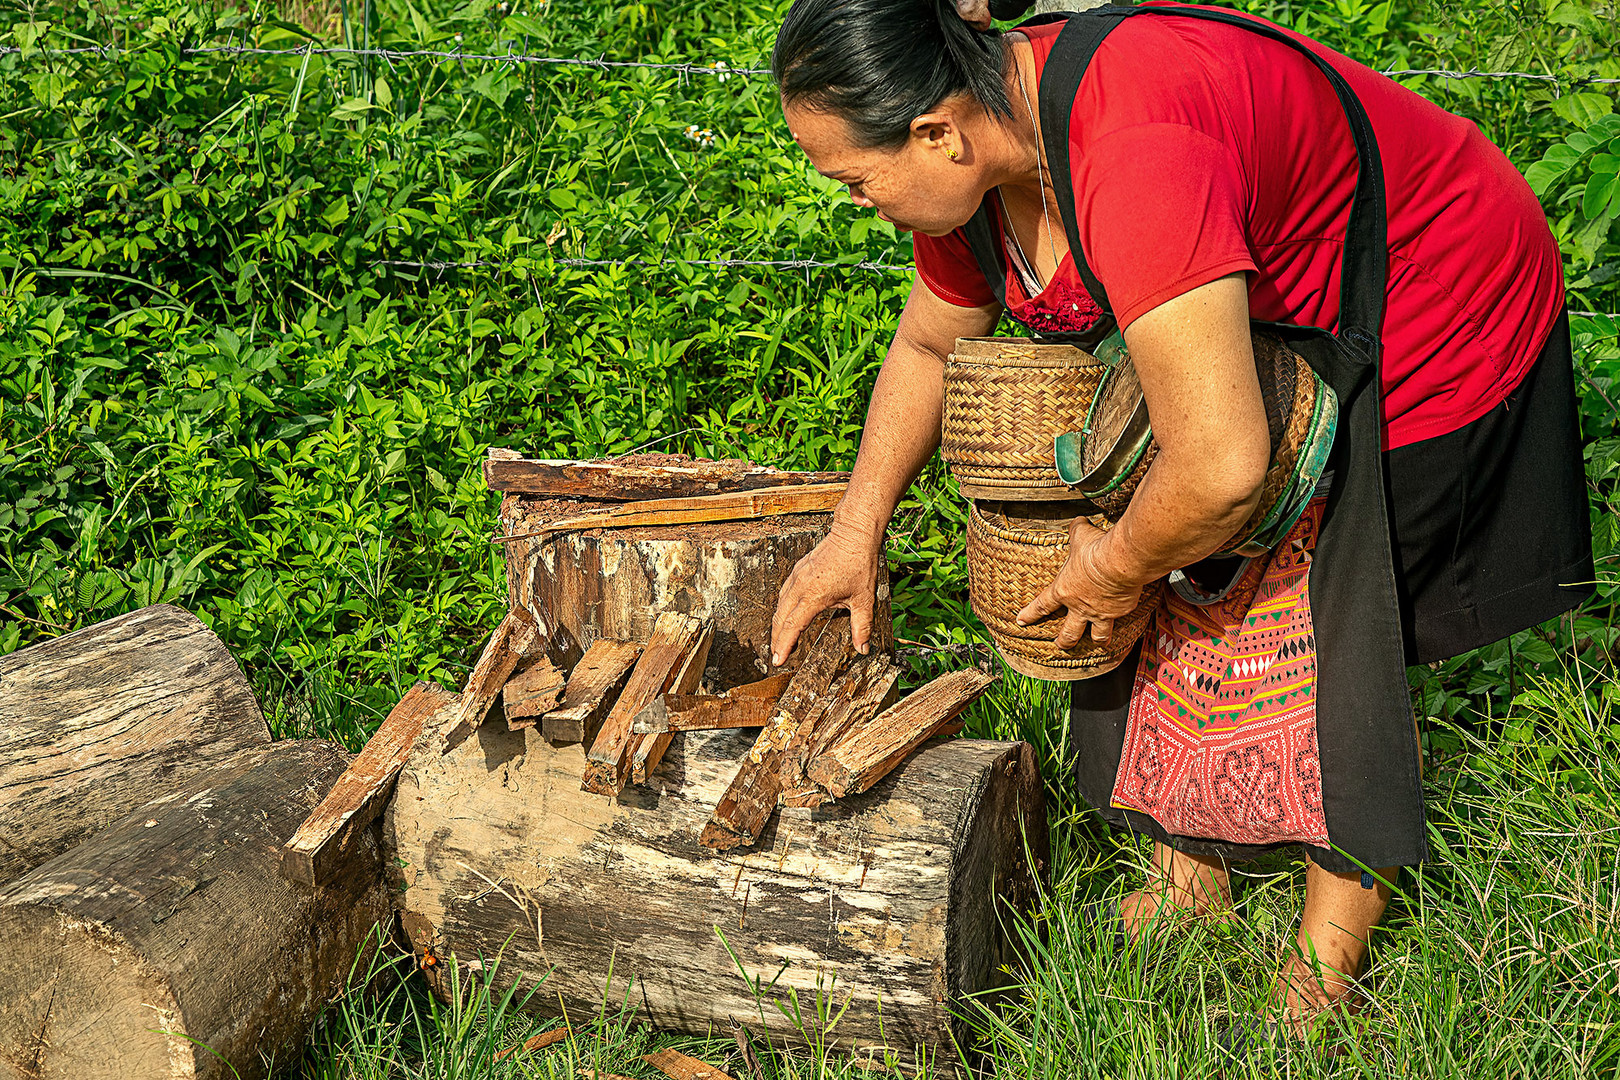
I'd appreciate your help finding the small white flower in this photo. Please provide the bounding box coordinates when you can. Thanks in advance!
[700,128,717,148]
[684,124,701,141]
[498,2,508,11]
[454,31,463,42]
[711,60,731,82]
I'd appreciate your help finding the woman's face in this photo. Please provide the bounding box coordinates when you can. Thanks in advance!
[784,99,988,237]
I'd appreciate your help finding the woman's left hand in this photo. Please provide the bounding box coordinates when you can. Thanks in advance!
[1015,517,1144,649]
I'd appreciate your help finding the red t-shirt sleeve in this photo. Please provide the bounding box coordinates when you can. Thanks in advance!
[912,228,999,308]
[1074,123,1259,328]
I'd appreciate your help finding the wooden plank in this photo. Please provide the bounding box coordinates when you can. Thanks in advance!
[643,1048,738,1080]
[494,1025,569,1062]
[441,608,540,752]
[699,616,858,851]
[805,670,998,798]
[582,613,706,796]
[281,681,456,885]
[483,453,849,500]
[541,639,641,745]
[630,624,713,785]
[630,674,791,734]
[777,655,901,808]
[504,659,567,730]
[492,484,847,542]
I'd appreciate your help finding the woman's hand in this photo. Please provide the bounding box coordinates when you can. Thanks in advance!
[1015,517,1144,648]
[770,523,884,665]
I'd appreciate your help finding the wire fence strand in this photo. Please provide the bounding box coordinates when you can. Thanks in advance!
[4,41,1620,86]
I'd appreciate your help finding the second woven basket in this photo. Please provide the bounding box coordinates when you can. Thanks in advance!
[966,500,1161,681]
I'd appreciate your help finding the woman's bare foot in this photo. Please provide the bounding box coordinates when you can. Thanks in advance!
[1118,842,1236,940]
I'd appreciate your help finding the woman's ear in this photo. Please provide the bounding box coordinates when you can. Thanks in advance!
[955,0,993,30]
[911,112,962,161]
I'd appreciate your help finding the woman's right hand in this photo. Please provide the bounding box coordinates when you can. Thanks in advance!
[770,522,884,665]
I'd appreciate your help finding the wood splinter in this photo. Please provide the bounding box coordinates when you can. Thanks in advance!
[492,484,848,543]
[493,1025,569,1062]
[541,638,641,745]
[630,622,714,785]
[806,669,998,798]
[643,1047,739,1080]
[777,654,900,808]
[441,607,539,752]
[582,613,708,796]
[630,673,791,734]
[281,680,456,885]
[503,658,567,730]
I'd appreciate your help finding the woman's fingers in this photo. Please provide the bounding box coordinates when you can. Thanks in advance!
[1015,585,1062,627]
[849,593,875,655]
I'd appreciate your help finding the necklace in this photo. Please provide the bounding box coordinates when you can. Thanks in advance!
[1003,50,1062,289]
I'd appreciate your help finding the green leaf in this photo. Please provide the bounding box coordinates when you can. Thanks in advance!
[330,98,374,122]
[1582,172,1618,220]
[75,570,127,612]
[1553,92,1613,128]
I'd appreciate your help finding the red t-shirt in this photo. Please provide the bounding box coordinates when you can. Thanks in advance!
[913,8,1564,449]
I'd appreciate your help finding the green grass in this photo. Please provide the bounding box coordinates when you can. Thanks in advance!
[4,0,1620,1073]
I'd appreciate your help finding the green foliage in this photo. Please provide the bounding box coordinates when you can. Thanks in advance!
[3,0,1620,1070]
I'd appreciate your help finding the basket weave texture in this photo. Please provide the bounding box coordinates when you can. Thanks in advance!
[942,338,1105,492]
[966,501,1161,681]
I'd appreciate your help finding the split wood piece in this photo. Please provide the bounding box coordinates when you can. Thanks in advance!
[807,669,998,798]
[484,451,849,501]
[698,616,858,851]
[729,1020,767,1080]
[441,608,540,752]
[644,1048,739,1080]
[0,741,391,1080]
[281,681,458,885]
[630,624,714,786]
[493,484,848,543]
[504,659,567,730]
[494,1025,570,1062]
[630,673,791,734]
[578,1071,638,1080]
[582,613,707,796]
[542,639,642,745]
[0,603,271,882]
[777,654,901,808]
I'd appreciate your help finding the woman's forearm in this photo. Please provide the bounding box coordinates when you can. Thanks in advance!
[1096,448,1263,585]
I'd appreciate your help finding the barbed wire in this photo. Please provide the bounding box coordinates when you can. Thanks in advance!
[372,256,911,274]
[4,41,1620,87]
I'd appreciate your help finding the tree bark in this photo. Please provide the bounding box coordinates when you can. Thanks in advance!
[499,500,891,689]
[0,604,270,882]
[385,722,1047,1064]
[0,740,392,1080]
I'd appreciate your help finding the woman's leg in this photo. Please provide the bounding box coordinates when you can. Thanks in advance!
[1274,862,1397,1027]
[1120,840,1235,936]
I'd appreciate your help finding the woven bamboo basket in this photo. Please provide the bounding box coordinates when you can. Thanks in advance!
[966,500,1162,681]
[942,338,1107,501]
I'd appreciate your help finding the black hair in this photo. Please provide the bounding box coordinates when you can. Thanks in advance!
[771,0,1014,149]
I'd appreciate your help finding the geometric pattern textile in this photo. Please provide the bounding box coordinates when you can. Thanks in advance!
[1110,496,1330,847]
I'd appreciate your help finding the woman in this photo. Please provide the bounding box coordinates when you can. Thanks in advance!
[765,0,1594,1033]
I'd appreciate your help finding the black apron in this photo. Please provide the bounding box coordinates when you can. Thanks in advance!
[965,5,1426,870]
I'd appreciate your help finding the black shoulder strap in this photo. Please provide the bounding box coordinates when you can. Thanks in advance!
[1037,5,1388,351]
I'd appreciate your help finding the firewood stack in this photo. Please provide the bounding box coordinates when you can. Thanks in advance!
[378,452,1051,1064]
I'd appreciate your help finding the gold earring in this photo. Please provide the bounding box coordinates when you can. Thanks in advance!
[946,148,959,160]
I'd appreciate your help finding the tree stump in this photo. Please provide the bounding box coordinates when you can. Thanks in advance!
[0,604,270,882]
[499,499,890,688]
[386,723,1047,1062]
[0,740,392,1080]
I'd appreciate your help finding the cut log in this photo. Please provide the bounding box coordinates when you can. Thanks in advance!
[644,1048,737,1080]
[0,740,392,1080]
[441,608,539,752]
[630,623,713,786]
[504,659,567,730]
[484,452,849,501]
[777,654,902,808]
[807,670,998,799]
[582,614,706,796]
[0,604,270,883]
[281,681,457,886]
[501,497,892,688]
[385,716,1048,1063]
[542,639,642,745]
[699,617,858,852]
[495,485,848,542]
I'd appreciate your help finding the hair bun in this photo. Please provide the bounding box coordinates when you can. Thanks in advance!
[987,0,1036,19]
